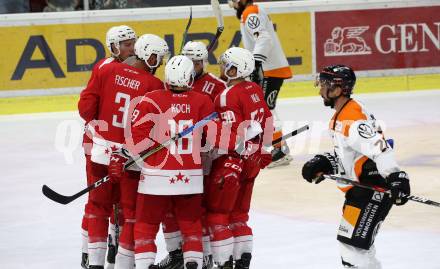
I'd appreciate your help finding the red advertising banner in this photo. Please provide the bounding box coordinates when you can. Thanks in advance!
[315,6,440,72]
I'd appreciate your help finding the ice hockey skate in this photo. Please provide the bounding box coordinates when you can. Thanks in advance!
[202,254,213,269]
[81,253,89,269]
[158,249,184,269]
[268,144,293,168]
[184,261,199,269]
[235,253,252,269]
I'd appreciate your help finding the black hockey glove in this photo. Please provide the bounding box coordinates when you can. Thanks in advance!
[386,171,410,206]
[250,60,264,86]
[302,153,338,184]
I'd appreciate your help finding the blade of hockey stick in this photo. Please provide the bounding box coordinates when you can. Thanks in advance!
[42,112,218,205]
[179,6,193,53]
[324,174,440,208]
[42,175,110,205]
[271,125,309,146]
[207,0,224,52]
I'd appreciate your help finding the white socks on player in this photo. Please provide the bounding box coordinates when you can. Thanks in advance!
[163,230,182,252]
[134,252,156,269]
[211,237,234,265]
[88,241,107,266]
[270,108,283,133]
[82,228,89,254]
[114,247,135,269]
[339,242,382,268]
[184,251,203,269]
[233,235,253,260]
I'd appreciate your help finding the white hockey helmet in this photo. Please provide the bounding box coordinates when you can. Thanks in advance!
[182,41,208,61]
[165,55,195,88]
[106,25,136,57]
[134,34,170,69]
[219,47,255,80]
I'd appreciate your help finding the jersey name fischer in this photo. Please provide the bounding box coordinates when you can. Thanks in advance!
[115,74,140,90]
[171,103,191,114]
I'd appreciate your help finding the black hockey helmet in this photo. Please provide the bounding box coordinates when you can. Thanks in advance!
[317,64,356,96]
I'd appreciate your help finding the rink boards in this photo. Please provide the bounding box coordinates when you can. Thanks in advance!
[0,0,439,94]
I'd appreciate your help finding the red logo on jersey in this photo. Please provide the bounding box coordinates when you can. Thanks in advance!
[169,172,190,184]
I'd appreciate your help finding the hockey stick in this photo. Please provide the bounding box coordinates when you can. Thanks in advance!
[179,6,193,54]
[271,125,309,146]
[324,174,440,208]
[42,112,218,205]
[206,0,224,52]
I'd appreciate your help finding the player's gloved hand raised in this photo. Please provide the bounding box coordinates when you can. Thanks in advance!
[108,149,129,183]
[302,153,338,184]
[211,156,244,190]
[386,171,410,206]
[250,60,264,86]
[236,140,270,169]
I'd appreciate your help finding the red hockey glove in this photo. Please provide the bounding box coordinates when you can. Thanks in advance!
[211,156,244,189]
[238,141,271,169]
[108,150,129,183]
[258,149,272,169]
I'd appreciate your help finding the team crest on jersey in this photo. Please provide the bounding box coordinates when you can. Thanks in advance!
[247,14,261,29]
[357,123,376,138]
[169,172,190,184]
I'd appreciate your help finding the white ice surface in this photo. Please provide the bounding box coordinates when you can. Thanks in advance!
[1,90,440,269]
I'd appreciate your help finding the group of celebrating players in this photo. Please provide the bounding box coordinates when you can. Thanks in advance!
[77,1,411,269]
[78,22,274,269]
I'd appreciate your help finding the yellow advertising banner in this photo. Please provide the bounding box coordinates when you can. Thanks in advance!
[0,12,311,91]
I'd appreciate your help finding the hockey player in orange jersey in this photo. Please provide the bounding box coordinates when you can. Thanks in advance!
[229,0,293,168]
[78,33,169,269]
[80,25,137,269]
[302,65,411,268]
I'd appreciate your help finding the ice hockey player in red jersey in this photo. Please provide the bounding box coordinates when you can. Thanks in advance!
[229,0,294,168]
[157,41,227,269]
[78,33,169,269]
[80,25,137,269]
[182,41,226,102]
[206,47,273,269]
[109,55,214,269]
